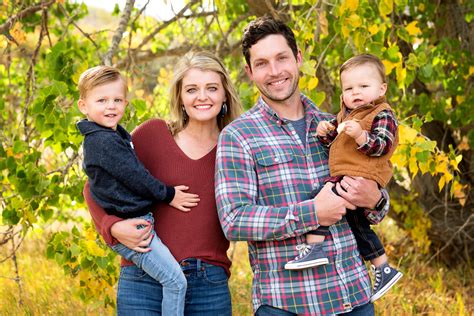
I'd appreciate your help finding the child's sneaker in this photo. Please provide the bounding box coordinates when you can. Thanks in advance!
[370,263,403,302]
[284,243,329,270]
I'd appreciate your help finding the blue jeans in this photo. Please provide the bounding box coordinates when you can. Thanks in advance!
[117,258,231,315]
[255,302,374,315]
[111,213,186,316]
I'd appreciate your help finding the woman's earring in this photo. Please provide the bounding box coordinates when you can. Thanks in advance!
[219,102,227,118]
[182,106,188,122]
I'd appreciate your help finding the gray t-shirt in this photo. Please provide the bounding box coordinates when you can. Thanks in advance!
[288,117,307,148]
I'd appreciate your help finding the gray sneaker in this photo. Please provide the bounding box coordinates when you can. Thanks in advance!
[284,243,329,270]
[370,263,403,302]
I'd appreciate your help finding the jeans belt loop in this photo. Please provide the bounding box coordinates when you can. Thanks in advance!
[196,258,202,271]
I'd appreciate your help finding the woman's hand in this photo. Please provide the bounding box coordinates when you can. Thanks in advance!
[110,218,153,252]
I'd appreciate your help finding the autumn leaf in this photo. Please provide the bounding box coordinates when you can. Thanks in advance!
[379,0,394,16]
[406,21,421,36]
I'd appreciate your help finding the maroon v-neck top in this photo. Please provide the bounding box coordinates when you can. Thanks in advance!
[84,119,231,275]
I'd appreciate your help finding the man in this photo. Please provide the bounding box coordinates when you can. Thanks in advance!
[215,16,390,315]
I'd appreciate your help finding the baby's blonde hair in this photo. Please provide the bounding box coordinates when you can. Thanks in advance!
[78,65,128,99]
[340,54,387,83]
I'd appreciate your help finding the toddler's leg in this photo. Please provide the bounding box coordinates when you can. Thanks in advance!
[134,234,187,316]
[345,209,402,302]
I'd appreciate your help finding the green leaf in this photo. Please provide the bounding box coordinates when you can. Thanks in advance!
[13,140,27,154]
[2,208,20,225]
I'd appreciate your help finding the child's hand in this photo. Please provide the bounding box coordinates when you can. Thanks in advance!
[169,185,200,212]
[317,121,335,136]
[341,120,367,145]
[339,120,363,139]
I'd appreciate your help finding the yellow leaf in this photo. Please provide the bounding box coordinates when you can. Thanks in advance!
[467,66,474,79]
[398,124,418,144]
[347,13,362,28]
[396,65,407,88]
[0,36,7,49]
[308,77,319,90]
[85,227,97,241]
[450,154,463,171]
[418,157,432,174]
[368,24,379,35]
[382,59,397,75]
[456,95,465,104]
[85,240,106,257]
[435,161,449,175]
[135,89,144,98]
[340,0,359,14]
[444,173,453,183]
[390,151,406,167]
[406,21,421,36]
[319,11,329,37]
[452,181,467,206]
[438,177,445,191]
[418,3,425,12]
[409,157,419,176]
[11,22,26,44]
[299,77,307,90]
[379,0,393,16]
[341,24,350,38]
[353,31,366,50]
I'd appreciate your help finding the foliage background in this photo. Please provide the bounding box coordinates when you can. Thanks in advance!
[0,0,472,314]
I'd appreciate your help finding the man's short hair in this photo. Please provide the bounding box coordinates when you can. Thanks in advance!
[242,16,298,68]
[78,65,127,99]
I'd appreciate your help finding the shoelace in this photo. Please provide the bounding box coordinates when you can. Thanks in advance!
[372,266,382,290]
[294,244,311,259]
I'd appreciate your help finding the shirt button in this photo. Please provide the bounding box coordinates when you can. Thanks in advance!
[313,182,318,188]
[292,130,296,135]
[274,157,280,162]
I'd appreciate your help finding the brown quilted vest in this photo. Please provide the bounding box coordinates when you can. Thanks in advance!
[329,96,398,187]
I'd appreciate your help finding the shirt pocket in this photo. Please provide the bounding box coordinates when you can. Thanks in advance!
[255,149,293,166]
[254,149,294,187]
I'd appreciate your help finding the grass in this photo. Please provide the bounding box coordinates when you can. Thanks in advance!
[1,220,473,315]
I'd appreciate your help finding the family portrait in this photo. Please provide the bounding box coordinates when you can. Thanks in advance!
[0,0,472,315]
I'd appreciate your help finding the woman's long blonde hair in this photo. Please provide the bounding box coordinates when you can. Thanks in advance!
[168,51,242,135]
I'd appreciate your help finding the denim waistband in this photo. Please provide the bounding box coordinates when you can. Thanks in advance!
[179,258,206,271]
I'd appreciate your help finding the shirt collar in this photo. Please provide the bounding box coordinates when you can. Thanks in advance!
[256,94,320,127]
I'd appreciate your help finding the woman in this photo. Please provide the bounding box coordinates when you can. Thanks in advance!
[83,51,242,315]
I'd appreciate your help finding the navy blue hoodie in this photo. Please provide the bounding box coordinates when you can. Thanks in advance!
[77,119,175,218]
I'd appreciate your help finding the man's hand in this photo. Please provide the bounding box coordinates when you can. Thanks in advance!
[314,183,356,226]
[335,176,381,209]
[111,218,153,252]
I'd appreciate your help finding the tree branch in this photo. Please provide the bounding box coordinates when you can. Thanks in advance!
[58,3,99,49]
[103,0,135,66]
[0,0,55,34]
[133,0,201,52]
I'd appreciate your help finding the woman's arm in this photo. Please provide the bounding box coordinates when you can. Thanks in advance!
[84,181,152,251]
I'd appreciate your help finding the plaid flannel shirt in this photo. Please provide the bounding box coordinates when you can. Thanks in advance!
[215,94,389,315]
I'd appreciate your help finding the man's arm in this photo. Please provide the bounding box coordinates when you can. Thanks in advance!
[215,128,354,242]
